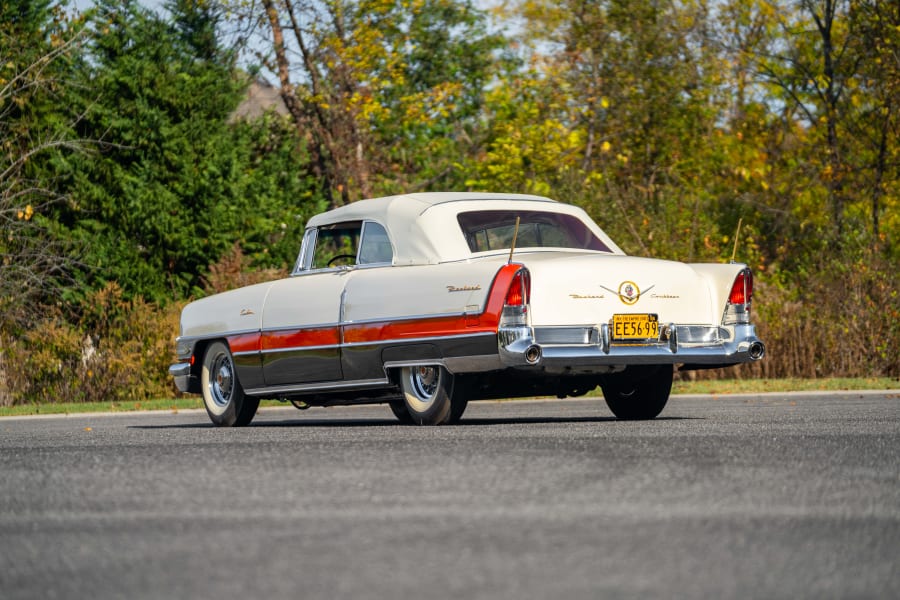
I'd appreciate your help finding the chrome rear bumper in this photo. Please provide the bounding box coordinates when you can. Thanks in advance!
[499,323,765,374]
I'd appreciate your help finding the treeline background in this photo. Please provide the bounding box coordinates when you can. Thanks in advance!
[1,0,897,405]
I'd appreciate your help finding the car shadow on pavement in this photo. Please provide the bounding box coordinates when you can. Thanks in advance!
[128,415,697,429]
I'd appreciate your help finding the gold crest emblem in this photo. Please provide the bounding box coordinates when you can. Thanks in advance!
[618,281,640,305]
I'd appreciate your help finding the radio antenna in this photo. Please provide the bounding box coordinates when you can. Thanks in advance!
[508,217,521,264]
[730,218,743,263]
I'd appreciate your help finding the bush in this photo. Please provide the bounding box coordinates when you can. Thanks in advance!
[0,247,288,407]
[0,284,183,406]
[683,250,900,381]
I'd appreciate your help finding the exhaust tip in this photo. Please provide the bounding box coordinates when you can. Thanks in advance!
[748,341,766,360]
[524,345,542,365]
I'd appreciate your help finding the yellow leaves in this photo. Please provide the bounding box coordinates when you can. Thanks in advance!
[583,172,604,187]
[17,205,34,221]
[349,90,387,122]
[601,141,612,153]
[398,82,462,125]
[469,81,584,193]
[566,128,583,148]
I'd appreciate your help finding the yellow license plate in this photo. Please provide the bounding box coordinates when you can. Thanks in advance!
[612,314,659,340]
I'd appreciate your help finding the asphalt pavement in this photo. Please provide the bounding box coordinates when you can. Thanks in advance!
[1,392,898,599]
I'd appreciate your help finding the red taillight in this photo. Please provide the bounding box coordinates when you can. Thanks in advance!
[505,270,530,306]
[729,270,753,305]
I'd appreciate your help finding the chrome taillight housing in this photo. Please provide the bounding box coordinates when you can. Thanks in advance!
[499,269,531,328]
[723,268,753,325]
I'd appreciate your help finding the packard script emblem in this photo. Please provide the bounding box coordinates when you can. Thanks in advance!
[447,284,482,293]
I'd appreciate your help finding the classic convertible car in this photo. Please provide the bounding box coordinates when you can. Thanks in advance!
[170,192,765,426]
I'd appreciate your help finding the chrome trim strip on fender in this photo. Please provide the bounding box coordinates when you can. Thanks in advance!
[177,329,260,344]
[237,311,482,335]
[253,311,474,333]
[253,344,341,356]
[380,355,503,375]
[233,349,264,357]
[260,323,340,334]
[340,331,492,349]
[339,288,347,343]
[239,331,497,357]
[340,310,470,326]
[383,359,448,371]
[243,377,390,397]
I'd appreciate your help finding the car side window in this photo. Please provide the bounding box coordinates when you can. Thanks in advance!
[311,221,362,269]
[294,228,317,273]
[357,222,393,265]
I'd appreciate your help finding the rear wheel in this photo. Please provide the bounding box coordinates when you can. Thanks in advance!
[601,364,673,420]
[400,365,467,425]
[201,341,259,427]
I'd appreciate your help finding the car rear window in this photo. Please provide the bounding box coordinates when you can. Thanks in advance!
[457,210,610,253]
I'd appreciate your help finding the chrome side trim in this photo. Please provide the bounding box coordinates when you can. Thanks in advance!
[237,331,493,358]
[233,349,261,357]
[177,329,259,344]
[243,377,390,397]
[341,310,468,326]
[235,344,341,357]
[260,322,340,334]
[182,312,485,350]
[339,289,347,337]
[341,331,491,349]
[382,354,502,375]
[265,344,340,355]
[383,359,448,370]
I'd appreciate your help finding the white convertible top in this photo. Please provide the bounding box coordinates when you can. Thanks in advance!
[305,192,621,265]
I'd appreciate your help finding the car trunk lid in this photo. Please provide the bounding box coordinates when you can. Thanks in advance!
[516,252,716,327]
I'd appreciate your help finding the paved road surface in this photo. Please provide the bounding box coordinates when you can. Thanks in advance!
[1,393,898,599]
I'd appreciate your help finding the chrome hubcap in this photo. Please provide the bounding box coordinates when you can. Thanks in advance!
[209,354,234,408]
[411,366,439,400]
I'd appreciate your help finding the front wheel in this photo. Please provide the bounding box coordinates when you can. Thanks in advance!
[600,364,673,420]
[400,365,467,425]
[201,341,259,427]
